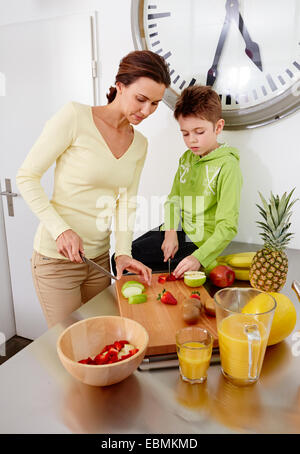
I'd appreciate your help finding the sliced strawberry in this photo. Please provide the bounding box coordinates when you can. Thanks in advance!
[78,340,136,365]
[119,353,132,360]
[113,341,123,352]
[94,352,108,365]
[166,273,177,281]
[100,343,115,354]
[158,275,167,284]
[119,340,129,347]
[158,273,177,283]
[119,348,139,361]
[78,356,94,365]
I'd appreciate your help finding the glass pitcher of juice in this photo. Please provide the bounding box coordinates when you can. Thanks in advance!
[214,288,276,386]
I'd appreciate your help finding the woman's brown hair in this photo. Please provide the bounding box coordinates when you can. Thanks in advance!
[174,85,222,125]
[106,50,171,103]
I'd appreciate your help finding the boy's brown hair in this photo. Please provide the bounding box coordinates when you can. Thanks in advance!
[174,85,222,125]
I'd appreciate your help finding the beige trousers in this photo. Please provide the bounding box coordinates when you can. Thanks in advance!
[31,250,111,328]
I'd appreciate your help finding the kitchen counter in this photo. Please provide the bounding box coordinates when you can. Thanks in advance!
[0,242,300,434]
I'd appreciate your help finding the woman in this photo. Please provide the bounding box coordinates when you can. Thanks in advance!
[16,50,170,327]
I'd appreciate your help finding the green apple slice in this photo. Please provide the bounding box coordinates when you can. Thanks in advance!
[128,294,147,305]
[184,271,206,288]
[121,280,145,298]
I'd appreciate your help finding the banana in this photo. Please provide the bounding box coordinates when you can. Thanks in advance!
[217,252,256,269]
[214,252,256,280]
[227,254,255,268]
[230,267,250,281]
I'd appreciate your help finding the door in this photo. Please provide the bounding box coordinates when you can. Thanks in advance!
[0,12,99,339]
[0,181,16,352]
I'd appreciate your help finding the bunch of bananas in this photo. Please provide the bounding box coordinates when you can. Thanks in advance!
[216,252,256,281]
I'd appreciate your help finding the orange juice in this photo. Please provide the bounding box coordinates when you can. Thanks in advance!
[218,313,268,383]
[177,341,212,382]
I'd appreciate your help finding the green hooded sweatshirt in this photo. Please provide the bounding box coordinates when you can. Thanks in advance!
[161,143,243,269]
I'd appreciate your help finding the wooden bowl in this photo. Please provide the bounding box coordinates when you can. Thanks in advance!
[57,316,149,386]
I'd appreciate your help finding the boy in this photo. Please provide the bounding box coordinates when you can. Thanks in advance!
[112,85,242,277]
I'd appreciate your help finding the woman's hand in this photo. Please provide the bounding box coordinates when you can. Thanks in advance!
[56,229,84,263]
[115,255,152,286]
[173,255,201,279]
[161,230,179,262]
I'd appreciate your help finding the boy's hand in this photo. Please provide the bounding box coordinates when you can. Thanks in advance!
[161,230,179,262]
[173,255,201,279]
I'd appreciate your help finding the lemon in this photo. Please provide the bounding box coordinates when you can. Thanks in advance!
[242,292,297,346]
[184,271,206,288]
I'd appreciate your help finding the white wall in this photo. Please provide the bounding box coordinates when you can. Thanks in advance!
[1,0,299,250]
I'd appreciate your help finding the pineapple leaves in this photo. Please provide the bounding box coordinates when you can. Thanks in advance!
[256,188,298,251]
[258,192,276,231]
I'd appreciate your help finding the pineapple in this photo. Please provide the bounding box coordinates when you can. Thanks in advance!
[250,189,298,292]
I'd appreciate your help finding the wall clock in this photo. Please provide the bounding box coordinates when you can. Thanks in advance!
[131,0,300,129]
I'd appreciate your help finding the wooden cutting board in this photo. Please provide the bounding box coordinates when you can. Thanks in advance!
[115,274,218,356]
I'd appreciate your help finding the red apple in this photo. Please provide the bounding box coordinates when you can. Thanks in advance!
[209,265,235,288]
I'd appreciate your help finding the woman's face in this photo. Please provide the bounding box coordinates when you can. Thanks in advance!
[116,77,166,125]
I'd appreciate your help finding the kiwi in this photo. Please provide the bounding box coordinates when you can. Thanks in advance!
[182,297,202,310]
[182,302,200,325]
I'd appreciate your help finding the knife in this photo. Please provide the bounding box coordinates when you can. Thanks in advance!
[168,258,171,275]
[81,253,172,280]
[80,254,118,280]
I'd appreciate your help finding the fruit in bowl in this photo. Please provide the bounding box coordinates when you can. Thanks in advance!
[57,316,149,386]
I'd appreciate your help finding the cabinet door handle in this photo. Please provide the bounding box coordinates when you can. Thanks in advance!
[0,178,18,216]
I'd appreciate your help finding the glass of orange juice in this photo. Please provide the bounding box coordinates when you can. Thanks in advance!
[214,288,276,386]
[176,327,213,384]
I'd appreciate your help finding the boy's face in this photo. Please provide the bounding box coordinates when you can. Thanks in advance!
[178,115,224,156]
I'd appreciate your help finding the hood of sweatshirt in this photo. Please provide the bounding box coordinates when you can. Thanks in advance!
[189,143,240,165]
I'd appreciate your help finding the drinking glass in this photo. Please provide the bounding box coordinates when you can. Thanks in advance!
[176,327,213,384]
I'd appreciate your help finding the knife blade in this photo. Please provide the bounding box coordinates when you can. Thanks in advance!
[168,258,171,275]
[81,254,118,280]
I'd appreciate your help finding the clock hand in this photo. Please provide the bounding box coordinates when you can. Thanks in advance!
[228,0,263,71]
[206,0,232,86]
[238,13,263,71]
[206,0,263,86]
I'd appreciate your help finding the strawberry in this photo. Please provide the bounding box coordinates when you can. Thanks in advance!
[78,340,135,365]
[157,289,177,305]
[190,291,201,300]
[158,275,167,284]
[113,341,124,352]
[158,273,178,284]
[166,273,177,281]
[78,357,94,365]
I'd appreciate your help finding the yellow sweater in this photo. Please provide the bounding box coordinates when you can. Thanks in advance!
[16,102,148,259]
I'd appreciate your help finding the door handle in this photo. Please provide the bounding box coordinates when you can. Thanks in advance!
[0,178,18,217]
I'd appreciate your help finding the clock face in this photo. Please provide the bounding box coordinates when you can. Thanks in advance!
[131,0,300,129]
